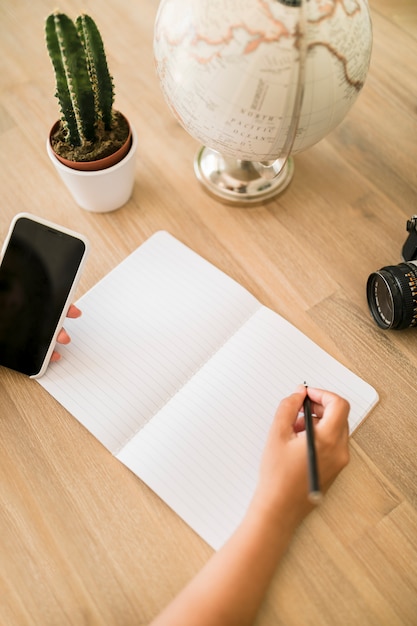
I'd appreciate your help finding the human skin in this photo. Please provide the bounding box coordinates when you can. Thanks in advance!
[50,314,350,626]
[50,303,82,362]
[149,385,350,626]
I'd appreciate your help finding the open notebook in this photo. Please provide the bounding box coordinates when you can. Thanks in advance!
[38,231,378,550]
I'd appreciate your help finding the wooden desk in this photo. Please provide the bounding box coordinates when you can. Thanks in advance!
[1,2,416,624]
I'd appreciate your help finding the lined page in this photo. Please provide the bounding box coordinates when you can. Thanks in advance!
[118,306,378,550]
[38,232,260,452]
[38,230,378,550]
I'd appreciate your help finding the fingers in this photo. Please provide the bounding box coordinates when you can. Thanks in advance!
[56,328,71,345]
[276,386,350,453]
[274,384,307,438]
[306,387,350,434]
[51,328,70,363]
[50,304,82,364]
[66,304,82,319]
[306,387,350,475]
[277,386,350,428]
[306,387,350,415]
[56,305,82,345]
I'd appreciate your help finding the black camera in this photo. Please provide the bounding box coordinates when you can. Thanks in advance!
[366,216,417,329]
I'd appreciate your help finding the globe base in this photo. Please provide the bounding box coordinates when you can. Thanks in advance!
[194,146,294,205]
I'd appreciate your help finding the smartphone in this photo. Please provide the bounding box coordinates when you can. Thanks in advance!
[0,213,89,378]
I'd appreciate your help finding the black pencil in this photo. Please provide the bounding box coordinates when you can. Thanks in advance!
[303,383,322,504]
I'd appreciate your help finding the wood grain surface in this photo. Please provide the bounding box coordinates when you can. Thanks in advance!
[0,1,416,624]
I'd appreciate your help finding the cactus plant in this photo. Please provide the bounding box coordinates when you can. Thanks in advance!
[45,11,129,164]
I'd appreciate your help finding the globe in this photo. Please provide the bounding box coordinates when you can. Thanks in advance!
[154,0,373,203]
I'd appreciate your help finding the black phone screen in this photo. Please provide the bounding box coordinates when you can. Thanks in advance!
[0,217,86,376]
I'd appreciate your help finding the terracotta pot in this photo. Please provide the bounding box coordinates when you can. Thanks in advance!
[47,123,137,213]
[49,115,132,171]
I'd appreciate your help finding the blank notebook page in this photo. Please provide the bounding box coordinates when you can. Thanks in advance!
[38,231,379,549]
[118,306,378,549]
[39,231,261,453]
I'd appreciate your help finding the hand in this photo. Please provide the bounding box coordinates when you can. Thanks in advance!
[50,304,82,363]
[149,388,350,626]
[250,385,350,530]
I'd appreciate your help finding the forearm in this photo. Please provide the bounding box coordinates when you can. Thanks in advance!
[149,503,297,626]
[150,387,350,626]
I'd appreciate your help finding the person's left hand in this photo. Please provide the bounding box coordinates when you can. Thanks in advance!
[50,304,82,362]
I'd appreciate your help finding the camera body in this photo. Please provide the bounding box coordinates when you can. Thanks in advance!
[402,215,417,262]
[366,216,417,330]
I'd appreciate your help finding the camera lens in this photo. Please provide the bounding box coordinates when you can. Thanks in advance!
[366,261,417,329]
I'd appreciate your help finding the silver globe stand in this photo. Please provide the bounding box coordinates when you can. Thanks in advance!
[194,147,294,204]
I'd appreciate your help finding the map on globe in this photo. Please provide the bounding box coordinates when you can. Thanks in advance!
[154,0,372,162]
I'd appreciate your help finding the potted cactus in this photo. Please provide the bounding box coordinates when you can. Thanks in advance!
[45,12,137,212]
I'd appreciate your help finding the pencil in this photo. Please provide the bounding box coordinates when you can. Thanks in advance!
[303,383,322,505]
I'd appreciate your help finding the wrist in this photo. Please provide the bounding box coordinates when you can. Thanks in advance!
[247,486,312,540]
[244,495,300,551]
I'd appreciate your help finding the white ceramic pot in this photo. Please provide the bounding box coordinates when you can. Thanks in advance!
[46,126,137,213]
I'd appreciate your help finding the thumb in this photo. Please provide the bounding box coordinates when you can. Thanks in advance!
[274,385,306,439]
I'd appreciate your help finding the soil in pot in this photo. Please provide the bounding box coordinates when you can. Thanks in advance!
[50,110,131,171]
